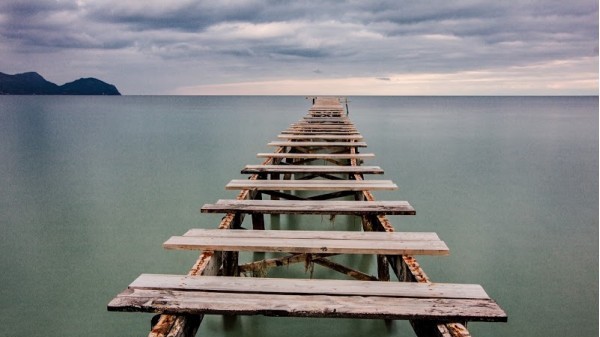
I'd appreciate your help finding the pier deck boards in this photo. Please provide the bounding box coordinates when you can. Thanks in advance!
[201,199,415,215]
[108,275,506,322]
[163,229,447,255]
[108,96,505,337]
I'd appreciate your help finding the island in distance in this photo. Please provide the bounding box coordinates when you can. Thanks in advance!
[0,71,120,95]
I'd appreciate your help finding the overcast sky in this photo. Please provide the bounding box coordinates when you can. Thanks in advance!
[0,0,597,95]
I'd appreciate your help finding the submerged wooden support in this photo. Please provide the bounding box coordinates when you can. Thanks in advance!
[312,257,378,281]
[238,253,337,275]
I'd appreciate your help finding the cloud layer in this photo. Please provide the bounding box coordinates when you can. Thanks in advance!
[1,0,597,94]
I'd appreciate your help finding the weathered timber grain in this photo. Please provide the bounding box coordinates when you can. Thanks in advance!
[201,199,415,215]
[225,179,397,191]
[267,141,367,147]
[256,153,374,159]
[242,164,383,174]
[163,233,449,255]
[277,134,364,140]
[108,288,506,321]
[182,229,440,241]
[280,130,361,135]
[128,274,490,300]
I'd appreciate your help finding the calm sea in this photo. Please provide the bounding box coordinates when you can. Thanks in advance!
[0,96,597,337]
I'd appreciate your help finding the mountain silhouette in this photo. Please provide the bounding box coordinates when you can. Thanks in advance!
[0,72,121,95]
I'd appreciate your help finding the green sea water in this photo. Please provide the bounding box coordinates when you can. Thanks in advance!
[0,96,597,337]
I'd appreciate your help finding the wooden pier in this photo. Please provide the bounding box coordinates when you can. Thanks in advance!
[108,97,506,337]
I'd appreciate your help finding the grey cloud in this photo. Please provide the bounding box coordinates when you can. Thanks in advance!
[86,1,271,31]
[0,0,596,94]
[0,0,78,15]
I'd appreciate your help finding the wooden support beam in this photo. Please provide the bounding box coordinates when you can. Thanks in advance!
[312,257,378,281]
[238,253,338,275]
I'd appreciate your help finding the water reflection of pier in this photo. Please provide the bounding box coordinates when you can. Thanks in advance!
[108,97,506,337]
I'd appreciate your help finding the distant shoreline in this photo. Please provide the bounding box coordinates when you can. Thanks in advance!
[0,71,120,95]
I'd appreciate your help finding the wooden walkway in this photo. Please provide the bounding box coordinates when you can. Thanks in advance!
[108,97,506,337]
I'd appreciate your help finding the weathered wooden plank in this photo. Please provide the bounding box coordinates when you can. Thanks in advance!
[225,179,397,191]
[267,141,367,147]
[277,134,364,140]
[128,275,490,300]
[308,110,344,114]
[301,119,351,123]
[108,288,506,322]
[302,115,351,119]
[292,120,354,124]
[163,235,448,255]
[281,130,361,135]
[308,113,345,117]
[183,229,441,241]
[309,107,344,110]
[256,153,374,159]
[242,164,384,174]
[289,124,357,130]
[201,199,415,215]
[309,108,344,112]
[309,109,344,113]
[303,115,349,119]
